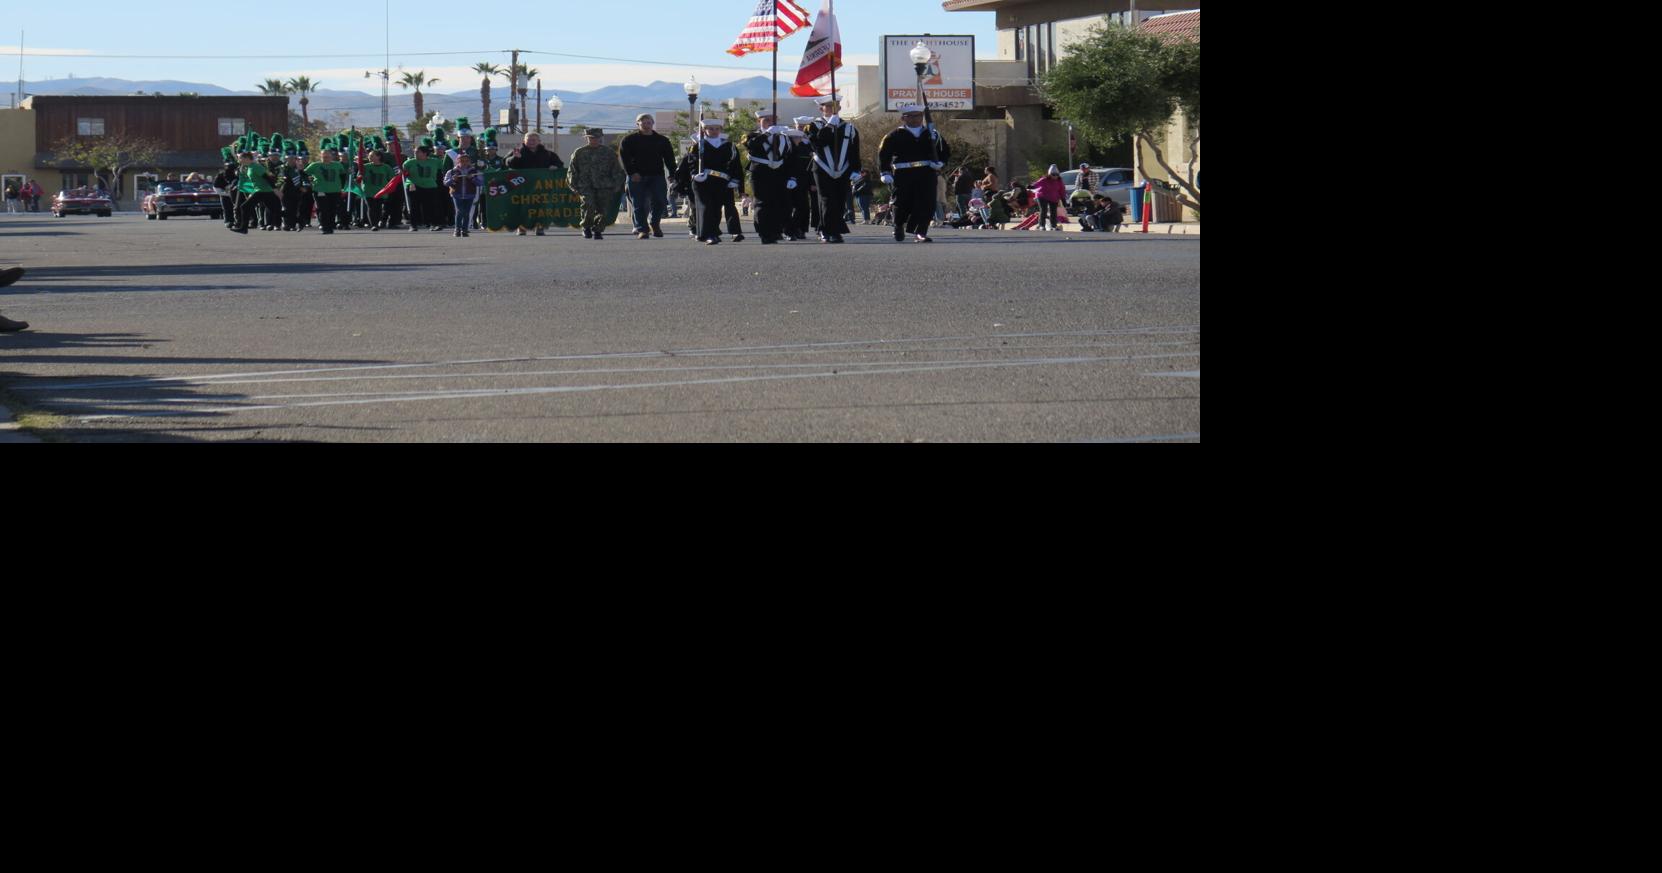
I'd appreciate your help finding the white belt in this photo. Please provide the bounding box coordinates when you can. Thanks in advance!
[706,170,732,181]
[893,161,935,170]
[752,158,785,170]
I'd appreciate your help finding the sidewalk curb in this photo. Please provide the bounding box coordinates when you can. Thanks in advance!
[0,402,42,443]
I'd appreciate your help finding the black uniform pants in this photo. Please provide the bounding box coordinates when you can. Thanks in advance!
[786,180,813,238]
[893,170,939,237]
[237,192,280,230]
[282,190,310,228]
[749,166,786,242]
[694,180,738,241]
[313,193,343,232]
[814,171,851,236]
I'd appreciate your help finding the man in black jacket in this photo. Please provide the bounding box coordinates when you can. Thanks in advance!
[505,133,565,236]
[618,114,678,240]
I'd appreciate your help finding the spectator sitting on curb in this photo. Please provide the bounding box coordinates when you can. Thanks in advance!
[1,266,29,332]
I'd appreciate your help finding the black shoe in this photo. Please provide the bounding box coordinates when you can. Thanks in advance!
[0,267,24,288]
[583,229,593,239]
[733,234,745,243]
[0,315,28,332]
[594,233,604,240]
[652,226,664,238]
[705,239,720,246]
[232,227,249,234]
[410,226,421,233]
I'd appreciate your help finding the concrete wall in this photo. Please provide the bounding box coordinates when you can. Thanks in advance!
[0,108,43,189]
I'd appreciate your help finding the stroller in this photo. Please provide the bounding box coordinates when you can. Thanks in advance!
[872,202,895,227]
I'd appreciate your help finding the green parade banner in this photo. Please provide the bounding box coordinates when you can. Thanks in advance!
[483,168,621,231]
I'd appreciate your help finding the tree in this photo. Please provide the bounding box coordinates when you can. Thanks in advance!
[472,62,502,128]
[286,76,318,128]
[50,132,164,205]
[257,78,289,97]
[288,111,329,148]
[397,71,440,122]
[1041,23,1200,210]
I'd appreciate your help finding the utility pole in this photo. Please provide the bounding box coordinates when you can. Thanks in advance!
[536,80,542,133]
[382,0,390,127]
[510,48,520,132]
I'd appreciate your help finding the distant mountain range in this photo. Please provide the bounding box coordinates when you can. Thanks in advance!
[3,76,796,130]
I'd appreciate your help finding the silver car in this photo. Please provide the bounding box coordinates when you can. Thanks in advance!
[1061,167,1136,203]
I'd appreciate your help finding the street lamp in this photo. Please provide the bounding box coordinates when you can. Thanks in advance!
[910,42,939,162]
[685,76,701,124]
[548,95,562,136]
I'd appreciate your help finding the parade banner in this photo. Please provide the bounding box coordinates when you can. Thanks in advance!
[483,168,619,231]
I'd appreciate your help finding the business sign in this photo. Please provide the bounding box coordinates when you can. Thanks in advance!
[883,35,977,112]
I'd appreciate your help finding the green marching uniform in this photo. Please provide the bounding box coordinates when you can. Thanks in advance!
[305,150,349,234]
[403,141,444,231]
[361,158,398,230]
[235,156,280,233]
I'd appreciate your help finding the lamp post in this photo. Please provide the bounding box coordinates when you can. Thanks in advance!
[685,77,702,173]
[910,42,939,162]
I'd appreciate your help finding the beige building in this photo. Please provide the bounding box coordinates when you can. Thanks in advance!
[939,0,1200,219]
[0,106,43,203]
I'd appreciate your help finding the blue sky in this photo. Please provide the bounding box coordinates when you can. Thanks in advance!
[3,1,998,95]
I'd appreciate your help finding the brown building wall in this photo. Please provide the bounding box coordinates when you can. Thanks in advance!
[29,96,289,152]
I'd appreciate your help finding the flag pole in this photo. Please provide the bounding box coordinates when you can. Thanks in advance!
[827,0,836,101]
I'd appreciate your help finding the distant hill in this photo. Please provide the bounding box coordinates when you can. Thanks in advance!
[5,75,791,131]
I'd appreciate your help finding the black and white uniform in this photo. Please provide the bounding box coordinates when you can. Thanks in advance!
[879,125,951,238]
[787,139,816,240]
[811,117,861,238]
[745,127,789,243]
[689,138,744,243]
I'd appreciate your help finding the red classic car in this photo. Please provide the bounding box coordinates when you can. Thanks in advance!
[52,188,114,217]
[142,180,224,220]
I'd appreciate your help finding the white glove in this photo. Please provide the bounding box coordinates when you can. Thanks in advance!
[728,181,740,189]
[849,172,863,184]
[929,162,945,170]
[787,179,798,190]
[881,174,895,186]
[692,172,710,183]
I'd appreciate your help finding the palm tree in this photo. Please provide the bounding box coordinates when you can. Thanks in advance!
[397,71,440,125]
[257,78,289,96]
[286,76,317,127]
[472,63,502,128]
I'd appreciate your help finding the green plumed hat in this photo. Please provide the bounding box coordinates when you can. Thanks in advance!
[482,127,498,144]
[220,146,234,163]
[321,136,336,151]
[270,133,284,148]
[455,116,472,136]
[370,136,385,151]
[297,141,310,159]
[382,124,398,142]
[419,136,434,150]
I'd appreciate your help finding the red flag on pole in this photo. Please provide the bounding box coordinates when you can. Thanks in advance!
[791,0,842,97]
[728,0,810,56]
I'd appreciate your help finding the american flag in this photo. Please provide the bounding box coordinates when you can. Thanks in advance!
[727,0,811,56]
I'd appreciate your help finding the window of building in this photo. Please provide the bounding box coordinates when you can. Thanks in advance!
[218,118,246,136]
[77,118,105,136]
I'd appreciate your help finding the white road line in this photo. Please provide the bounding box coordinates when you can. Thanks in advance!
[17,327,1201,392]
[71,357,1119,420]
[1144,371,1201,378]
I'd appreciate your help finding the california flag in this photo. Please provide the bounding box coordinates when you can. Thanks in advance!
[791,0,843,97]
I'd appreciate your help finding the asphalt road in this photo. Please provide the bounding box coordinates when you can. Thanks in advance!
[0,212,1200,442]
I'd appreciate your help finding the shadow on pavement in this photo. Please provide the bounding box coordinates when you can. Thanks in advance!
[3,329,390,440]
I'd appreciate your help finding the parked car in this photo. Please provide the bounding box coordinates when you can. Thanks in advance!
[1061,166,1137,201]
[52,189,114,218]
[142,180,223,220]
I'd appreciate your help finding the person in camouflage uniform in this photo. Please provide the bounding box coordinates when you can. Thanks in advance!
[568,128,626,240]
